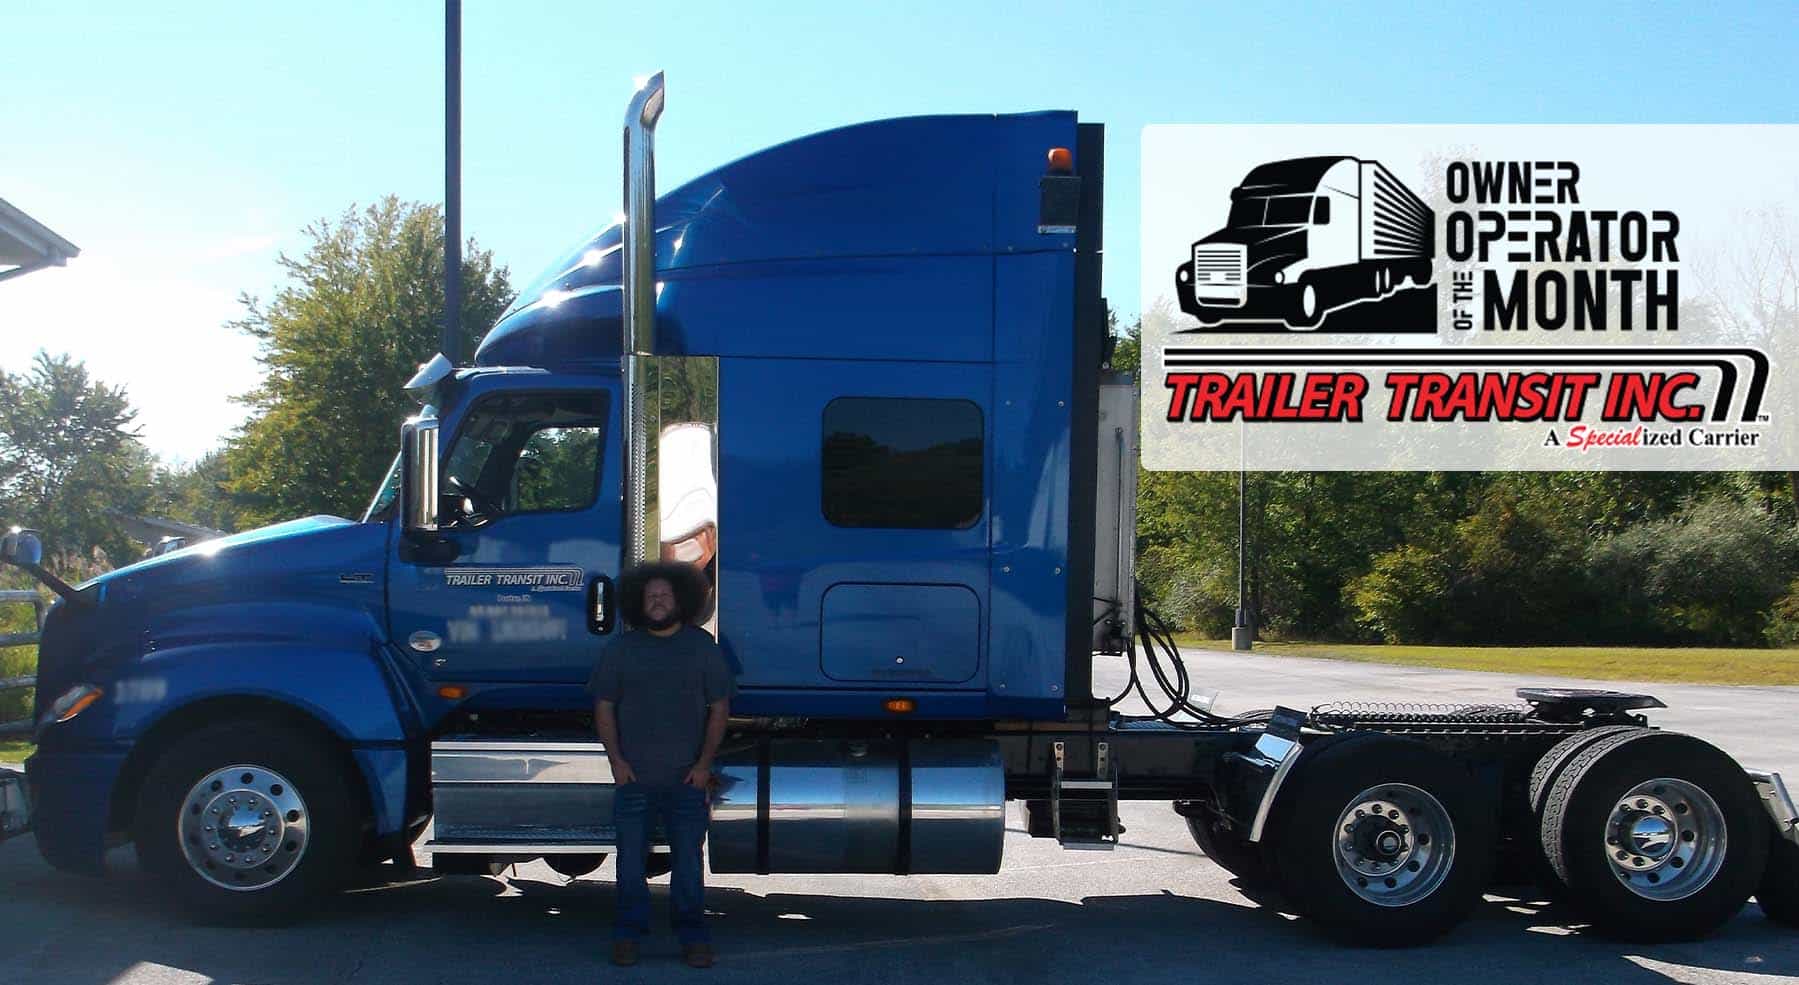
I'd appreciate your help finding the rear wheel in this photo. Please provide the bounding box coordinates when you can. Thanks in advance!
[1267,735,1494,945]
[1525,727,1645,899]
[1756,833,1799,927]
[135,722,362,924]
[1540,730,1767,941]
[1181,803,1267,884]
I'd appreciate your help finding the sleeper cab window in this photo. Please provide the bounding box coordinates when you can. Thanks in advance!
[821,397,983,529]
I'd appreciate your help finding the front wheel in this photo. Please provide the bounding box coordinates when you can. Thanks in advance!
[135,722,362,924]
[1286,280,1324,330]
[1267,735,1494,945]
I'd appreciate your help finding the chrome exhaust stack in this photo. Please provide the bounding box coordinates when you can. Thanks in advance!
[621,72,665,566]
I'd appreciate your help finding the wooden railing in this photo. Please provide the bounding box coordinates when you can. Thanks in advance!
[0,590,44,737]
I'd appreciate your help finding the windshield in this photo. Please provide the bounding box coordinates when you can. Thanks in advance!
[1227,197,1265,227]
[1227,194,1318,228]
[362,452,402,523]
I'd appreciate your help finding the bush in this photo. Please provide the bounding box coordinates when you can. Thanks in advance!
[1346,544,1459,643]
[1137,543,1235,638]
[1588,496,1799,645]
[1765,579,1799,646]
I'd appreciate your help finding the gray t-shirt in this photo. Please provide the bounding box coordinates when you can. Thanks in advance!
[587,625,737,787]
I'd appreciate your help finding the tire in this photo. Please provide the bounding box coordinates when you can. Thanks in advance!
[1267,734,1494,945]
[1183,804,1268,885]
[1757,832,1799,927]
[1540,730,1768,941]
[1529,727,1644,816]
[1288,280,1323,329]
[546,853,608,878]
[1524,727,1646,899]
[134,721,362,924]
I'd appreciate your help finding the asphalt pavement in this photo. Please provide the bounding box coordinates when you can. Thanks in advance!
[0,648,1794,984]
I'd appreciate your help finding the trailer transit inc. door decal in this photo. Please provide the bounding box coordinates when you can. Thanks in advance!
[1140,125,1798,471]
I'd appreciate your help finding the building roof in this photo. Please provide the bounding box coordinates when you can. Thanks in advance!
[0,197,79,282]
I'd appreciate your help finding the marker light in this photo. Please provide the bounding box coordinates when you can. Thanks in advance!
[1046,147,1073,175]
[884,698,916,714]
[47,685,102,724]
[437,685,469,700]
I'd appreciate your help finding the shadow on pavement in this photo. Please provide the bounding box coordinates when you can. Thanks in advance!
[1,846,1793,985]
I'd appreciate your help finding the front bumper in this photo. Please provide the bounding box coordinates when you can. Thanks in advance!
[25,748,129,875]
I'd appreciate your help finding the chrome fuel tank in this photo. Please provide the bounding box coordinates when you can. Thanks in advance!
[710,738,1004,874]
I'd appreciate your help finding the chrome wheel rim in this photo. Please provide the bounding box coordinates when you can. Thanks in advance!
[177,764,310,891]
[1603,777,1726,901]
[1332,783,1456,907]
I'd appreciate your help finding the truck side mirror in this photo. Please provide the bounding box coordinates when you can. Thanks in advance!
[401,416,441,534]
[1,528,43,569]
[1313,197,1330,225]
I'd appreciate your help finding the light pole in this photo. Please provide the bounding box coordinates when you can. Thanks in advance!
[1231,426,1253,651]
[442,0,462,365]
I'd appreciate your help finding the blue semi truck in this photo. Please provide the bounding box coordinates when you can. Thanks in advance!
[3,77,1796,945]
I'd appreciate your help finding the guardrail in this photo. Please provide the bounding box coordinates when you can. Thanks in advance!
[0,590,44,738]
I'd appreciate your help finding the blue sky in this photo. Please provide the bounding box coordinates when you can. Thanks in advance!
[2,0,1794,460]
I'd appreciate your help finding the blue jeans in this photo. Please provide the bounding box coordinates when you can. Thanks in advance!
[612,782,711,944]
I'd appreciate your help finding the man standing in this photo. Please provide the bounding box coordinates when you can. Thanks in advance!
[589,562,736,968]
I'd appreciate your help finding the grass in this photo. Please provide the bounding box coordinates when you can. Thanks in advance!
[1171,637,1799,686]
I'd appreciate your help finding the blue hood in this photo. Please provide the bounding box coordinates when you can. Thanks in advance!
[33,514,395,749]
[83,516,358,591]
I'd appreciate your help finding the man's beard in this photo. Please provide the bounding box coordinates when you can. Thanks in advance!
[642,610,682,631]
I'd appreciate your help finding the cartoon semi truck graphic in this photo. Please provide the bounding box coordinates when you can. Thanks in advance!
[1175,156,1435,330]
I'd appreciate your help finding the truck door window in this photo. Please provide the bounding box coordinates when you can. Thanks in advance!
[821,397,983,529]
[442,392,604,525]
[514,425,601,512]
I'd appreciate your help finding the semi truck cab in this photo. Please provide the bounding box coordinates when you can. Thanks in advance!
[7,79,1795,944]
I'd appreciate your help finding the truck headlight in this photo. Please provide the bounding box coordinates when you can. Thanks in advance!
[1273,270,1286,285]
[42,684,103,725]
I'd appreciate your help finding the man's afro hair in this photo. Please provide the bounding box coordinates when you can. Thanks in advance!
[617,561,708,629]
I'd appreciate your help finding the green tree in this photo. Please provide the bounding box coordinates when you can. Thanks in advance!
[148,449,244,534]
[225,198,514,525]
[0,351,152,573]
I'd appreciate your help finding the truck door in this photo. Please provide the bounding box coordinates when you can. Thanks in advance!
[719,359,990,694]
[387,385,616,683]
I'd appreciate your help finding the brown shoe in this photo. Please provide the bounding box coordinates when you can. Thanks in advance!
[681,942,715,969]
[611,939,640,967]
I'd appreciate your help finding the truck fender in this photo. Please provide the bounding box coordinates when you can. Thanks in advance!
[105,640,418,843]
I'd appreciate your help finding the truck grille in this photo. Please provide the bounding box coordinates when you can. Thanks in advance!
[1191,244,1246,304]
[1191,245,1245,284]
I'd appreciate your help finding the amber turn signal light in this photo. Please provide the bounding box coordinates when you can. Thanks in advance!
[884,698,916,714]
[437,685,468,700]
